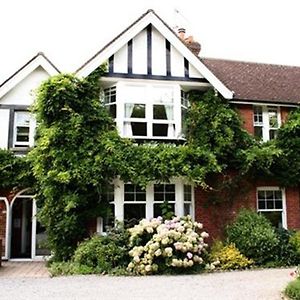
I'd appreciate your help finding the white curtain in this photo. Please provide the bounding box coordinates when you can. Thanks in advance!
[165,105,175,137]
[125,103,134,118]
[124,104,134,136]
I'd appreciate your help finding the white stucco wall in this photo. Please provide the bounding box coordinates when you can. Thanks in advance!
[0,66,49,106]
[0,109,10,149]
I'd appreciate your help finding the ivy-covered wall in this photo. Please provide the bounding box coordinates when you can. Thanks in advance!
[0,72,299,261]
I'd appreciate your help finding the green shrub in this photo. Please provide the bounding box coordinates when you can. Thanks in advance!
[226,209,279,265]
[73,226,130,273]
[290,231,300,256]
[285,279,300,300]
[209,241,253,270]
[49,261,94,276]
[274,229,300,266]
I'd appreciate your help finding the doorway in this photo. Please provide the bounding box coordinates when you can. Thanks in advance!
[11,197,33,258]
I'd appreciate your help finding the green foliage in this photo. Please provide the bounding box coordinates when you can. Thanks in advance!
[285,279,300,300]
[290,231,300,257]
[73,228,130,272]
[185,90,252,169]
[0,149,33,189]
[275,108,300,186]
[273,229,300,266]
[226,209,279,265]
[209,241,253,270]
[48,261,95,276]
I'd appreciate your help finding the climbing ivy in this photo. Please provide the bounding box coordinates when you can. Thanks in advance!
[1,70,299,261]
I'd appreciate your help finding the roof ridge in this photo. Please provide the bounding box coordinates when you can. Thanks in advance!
[201,56,300,69]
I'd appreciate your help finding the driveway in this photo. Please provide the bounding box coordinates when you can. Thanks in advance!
[0,267,294,300]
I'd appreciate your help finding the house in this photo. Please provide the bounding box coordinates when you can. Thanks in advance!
[0,9,300,260]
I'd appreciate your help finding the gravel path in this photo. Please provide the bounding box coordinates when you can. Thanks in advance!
[0,267,294,300]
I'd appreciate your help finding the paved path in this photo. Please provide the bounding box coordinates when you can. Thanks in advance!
[0,267,294,300]
[0,261,49,278]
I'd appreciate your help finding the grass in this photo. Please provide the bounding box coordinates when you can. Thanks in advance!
[285,279,300,300]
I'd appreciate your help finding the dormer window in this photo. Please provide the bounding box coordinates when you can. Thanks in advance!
[253,105,280,141]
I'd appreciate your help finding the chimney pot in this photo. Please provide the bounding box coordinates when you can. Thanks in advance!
[178,28,186,40]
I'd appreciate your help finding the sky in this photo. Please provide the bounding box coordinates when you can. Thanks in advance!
[1,0,300,83]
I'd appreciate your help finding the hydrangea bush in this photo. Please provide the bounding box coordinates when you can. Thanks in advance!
[127,216,209,275]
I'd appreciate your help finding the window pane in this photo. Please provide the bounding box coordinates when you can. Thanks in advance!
[261,211,282,228]
[266,191,274,200]
[154,192,164,202]
[257,190,265,200]
[275,200,283,209]
[165,184,175,192]
[131,122,147,136]
[253,106,263,124]
[16,112,30,125]
[184,185,192,202]
[136,192,146,202]
[254,126,263,139]
[184,203,192,216]
[165,192,175,201]
[103,204,115,232]
[107,104,116,118]
[267,200,274,209]
[125,104,145,118]
[154,184,164,193]
[36,221,51,256]
[269,129,277,140]
[124,204,145,226]
[153,105,173,120]
[124,193,134,202]
[275,190,282,200]
[268,108,278,128]
[154,203,175,218]
[16,127,30,142]
[258,200,266,210]
[153,124,168,137]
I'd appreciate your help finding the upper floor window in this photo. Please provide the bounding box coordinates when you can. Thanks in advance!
[103,86,116,118]
[253,105,280,141]
[181,91,189,137]
[123,84,176,138]
[102,82,188,140]
[13,111,35,148]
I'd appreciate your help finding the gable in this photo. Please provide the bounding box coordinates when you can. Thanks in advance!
[109,25,203,79]
[0,66,50,106]
[76,10,233,99]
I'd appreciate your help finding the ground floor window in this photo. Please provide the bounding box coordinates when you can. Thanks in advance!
[257,187,287,228]
[99,179,194,231]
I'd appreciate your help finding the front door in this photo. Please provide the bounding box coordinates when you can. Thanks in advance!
[11,197,32,258]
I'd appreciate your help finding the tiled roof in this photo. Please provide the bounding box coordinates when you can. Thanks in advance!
[201,58,300,105]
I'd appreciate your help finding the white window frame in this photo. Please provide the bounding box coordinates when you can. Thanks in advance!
[115,81,183,139]
[100,178,194,231]
[256,186,287,229]
[13,111,36,148]
[253,105,281,142]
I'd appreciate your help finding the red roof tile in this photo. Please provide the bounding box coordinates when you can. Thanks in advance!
[201,58,300,105]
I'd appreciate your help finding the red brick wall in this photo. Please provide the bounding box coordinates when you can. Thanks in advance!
[195,183,300,241]
[0,200,7,257]
[235,104,254,134]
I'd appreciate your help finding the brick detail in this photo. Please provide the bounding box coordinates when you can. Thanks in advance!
[195,183,300,241]
[235,104,254,135]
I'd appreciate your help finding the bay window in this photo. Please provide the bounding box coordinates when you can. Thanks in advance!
[99,180,194,231]
[253,105,280,141]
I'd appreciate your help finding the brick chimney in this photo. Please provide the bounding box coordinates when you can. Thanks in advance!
[177,28,201,56]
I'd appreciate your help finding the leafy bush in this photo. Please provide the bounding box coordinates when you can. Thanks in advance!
[127,216,208,275]
[48,261,94,276]
[285,279,300,300]
[290,231,300,256]
[273,229,300,266]
[226,209,279,265]
[209,241,253,270]
[73,226,130,273]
